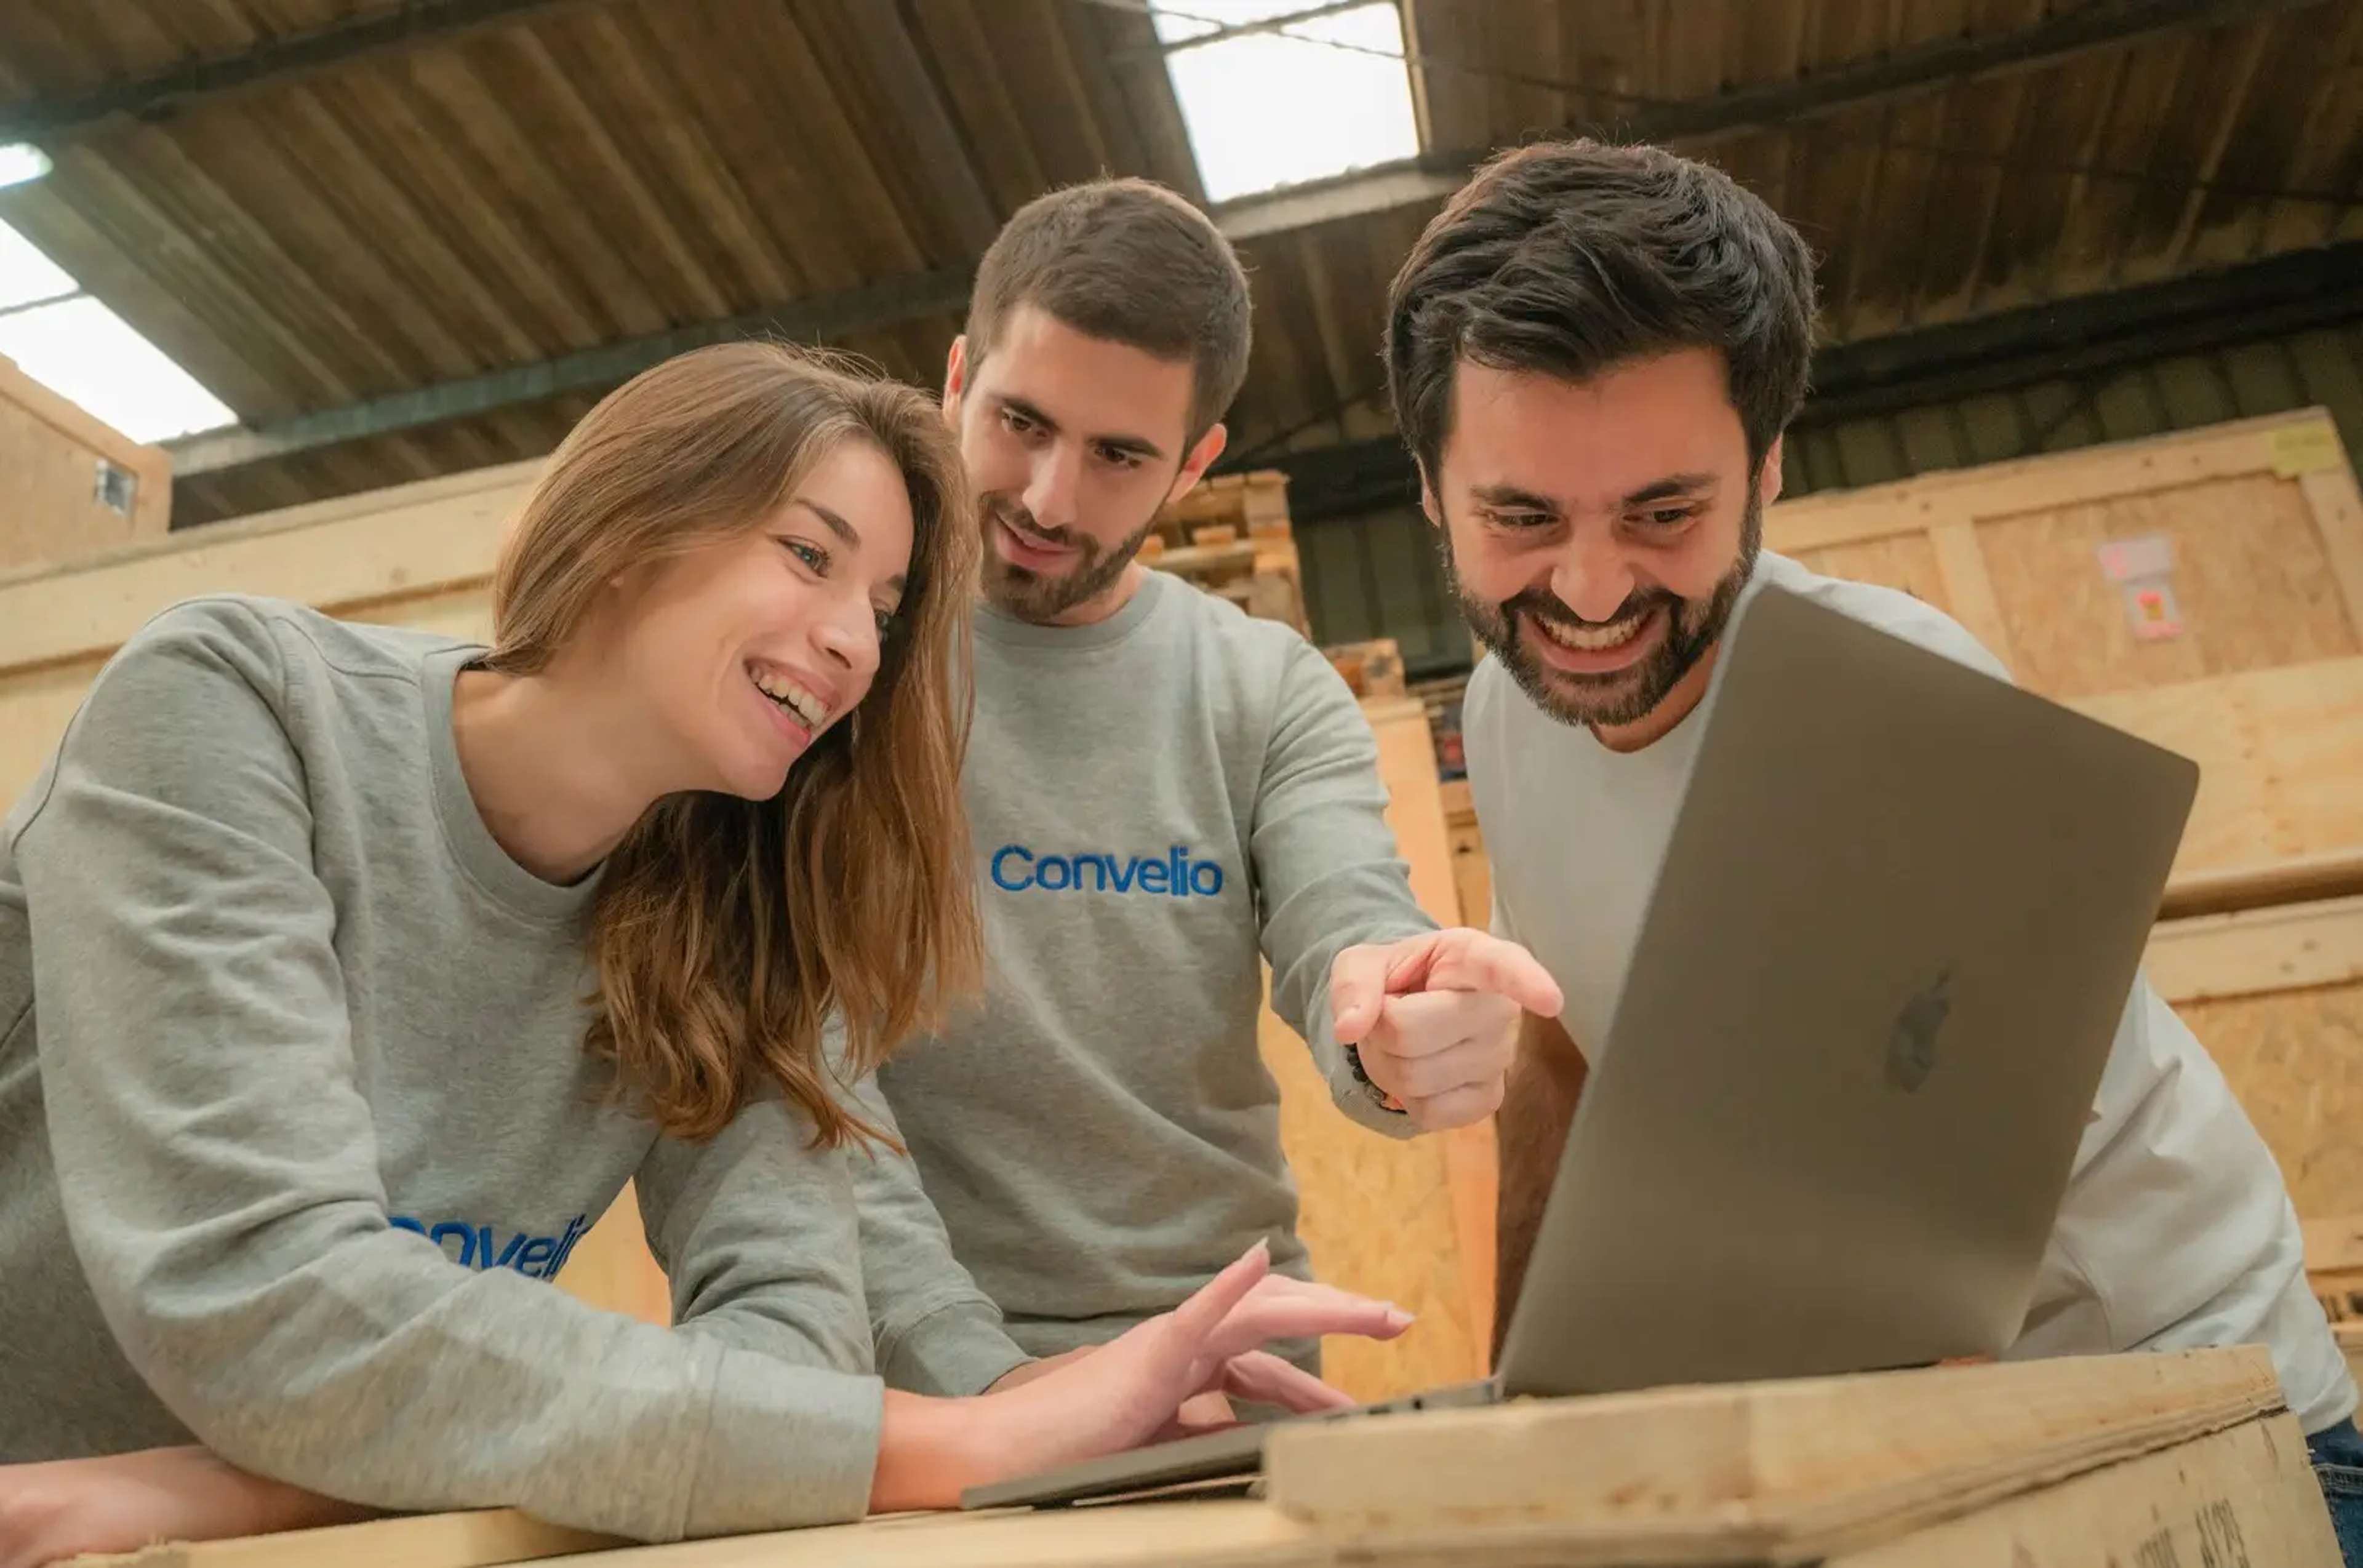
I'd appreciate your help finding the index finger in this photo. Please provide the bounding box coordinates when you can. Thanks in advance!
[1433,933,1565,1017]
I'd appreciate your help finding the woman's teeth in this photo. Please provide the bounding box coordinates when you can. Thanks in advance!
[750,668,828,729]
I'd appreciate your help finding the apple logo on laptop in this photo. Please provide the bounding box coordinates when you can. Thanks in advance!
[1885,969,1952,1092]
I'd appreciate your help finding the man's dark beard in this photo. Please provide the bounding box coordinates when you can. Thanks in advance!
[1453,491,1762,731]
[980,494,1157,623]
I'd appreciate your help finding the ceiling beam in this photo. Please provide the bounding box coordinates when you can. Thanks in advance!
[167,266,974,476]
[1263,238,2363,521]
[1210,0,2330,241]
[157,0,2329,480]
[0,0,592,145]
[831,0,1002,256]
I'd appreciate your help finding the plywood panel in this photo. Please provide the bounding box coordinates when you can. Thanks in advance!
[1252,693,1493,1403]
[1789,530,1953,612]
[2073,655,2363,879]
[1257,1002,1486,1403]
[2154,898,2363,1226]
[2184,980,2363,1222]
[1978,471,2360,698]
[551,1180,671,1327]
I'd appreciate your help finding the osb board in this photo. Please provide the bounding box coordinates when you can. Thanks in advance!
[1977,470,2361,700]
[2180,980,2363,1222]
[1788,530,1953,617]
[1765,407,2363,700]
[2075,655,2363,878]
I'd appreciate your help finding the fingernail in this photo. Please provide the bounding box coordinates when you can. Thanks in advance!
[1385,1306,1414,1330]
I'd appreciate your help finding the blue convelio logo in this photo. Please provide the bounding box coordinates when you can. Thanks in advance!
[991,844,1225,898]
[390,1211,590,1281]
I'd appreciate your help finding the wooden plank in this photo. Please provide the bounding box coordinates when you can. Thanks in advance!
[2181,966,2363,1221]
[73,1508,620,1568]
[2304,463,2363,646]
[84,1371,2329,1567]
[1765,408,2327,551]
[2158,846,2363,921]
[2147,895,2363,1004]
[1927,518,2018,672]
[0,458,540,676]
[1265,1345,2288,1558]
[1788,527,1956,612]
[2305,1212,2363,1276]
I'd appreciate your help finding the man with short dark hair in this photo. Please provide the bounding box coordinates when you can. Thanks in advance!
[850,177,1562,1394]
[1386,137,2363,1552]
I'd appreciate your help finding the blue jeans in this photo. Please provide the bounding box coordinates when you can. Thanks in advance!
[2310,1418,2363,1565]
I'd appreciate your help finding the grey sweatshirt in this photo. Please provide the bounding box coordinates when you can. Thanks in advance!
[0,596,1023,1540]
[860,569,1436,1363]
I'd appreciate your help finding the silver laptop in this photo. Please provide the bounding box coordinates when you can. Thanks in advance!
[962,581,2199,1511]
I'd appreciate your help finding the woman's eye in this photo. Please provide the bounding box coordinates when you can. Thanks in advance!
[874,608,897,636]
[783,538,827,572]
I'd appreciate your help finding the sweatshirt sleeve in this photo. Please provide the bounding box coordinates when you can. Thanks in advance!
[1254,639,1437,1136]
[839,1065,1033,1395]
[11,604,881,1541]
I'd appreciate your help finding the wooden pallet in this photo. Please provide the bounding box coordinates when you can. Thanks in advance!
[1141,470,1306,634]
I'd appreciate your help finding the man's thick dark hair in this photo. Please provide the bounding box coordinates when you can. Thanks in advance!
[966,177,1252,442]
[1386,139,1818,484]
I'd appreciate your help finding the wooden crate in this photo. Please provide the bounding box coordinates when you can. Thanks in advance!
[1765,406,2363,883]
[0,351,172,575]
[76,1347,2339,1567]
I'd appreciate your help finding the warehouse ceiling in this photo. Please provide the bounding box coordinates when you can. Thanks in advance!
[0,0,2357,527]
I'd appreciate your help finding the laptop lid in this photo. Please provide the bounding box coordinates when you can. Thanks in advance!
[1497,582,2197,1398]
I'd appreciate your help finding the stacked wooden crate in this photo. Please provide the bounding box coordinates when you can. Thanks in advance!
[1142,469,1308,634]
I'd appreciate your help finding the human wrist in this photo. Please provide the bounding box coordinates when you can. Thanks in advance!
[870,1390,985,1513]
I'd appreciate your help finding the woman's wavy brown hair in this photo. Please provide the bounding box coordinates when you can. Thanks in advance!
[480,342,982,1147]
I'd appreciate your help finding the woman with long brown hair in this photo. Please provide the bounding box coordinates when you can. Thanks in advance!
[0,343,1397,1561]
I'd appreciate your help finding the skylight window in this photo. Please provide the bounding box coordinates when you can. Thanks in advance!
[0,217,234,444]
[0,220,74,311]
[1151,2,1422,204]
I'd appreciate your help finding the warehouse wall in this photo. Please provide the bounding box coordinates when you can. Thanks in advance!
[1299,319,2363,668]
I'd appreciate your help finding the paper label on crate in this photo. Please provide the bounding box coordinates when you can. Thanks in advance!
[2269,421,2341,478]
[2122,580,2184,640]
[2097,535,2174,582]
